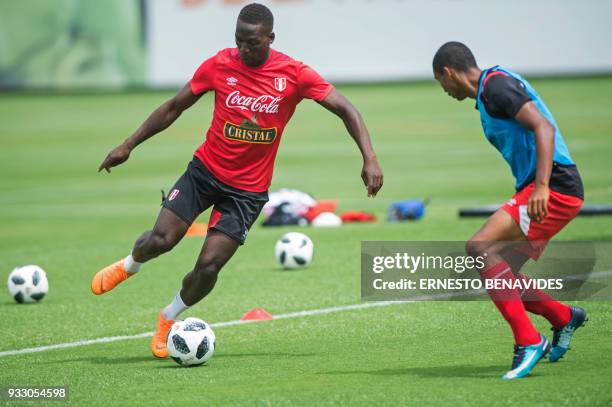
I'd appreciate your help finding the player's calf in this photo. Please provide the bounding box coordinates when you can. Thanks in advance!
[132,229,181,263]
[180,262,221,305]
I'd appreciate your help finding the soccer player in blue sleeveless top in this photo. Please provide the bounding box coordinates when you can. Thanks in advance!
[432,42,587,380]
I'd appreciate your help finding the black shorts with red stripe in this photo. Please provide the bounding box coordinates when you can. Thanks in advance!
[162,157,268,244]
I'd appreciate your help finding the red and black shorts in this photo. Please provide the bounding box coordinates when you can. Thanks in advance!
[162,157,268,245]
[502,182,583,259]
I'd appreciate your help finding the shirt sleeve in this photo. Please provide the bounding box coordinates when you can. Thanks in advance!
[297,63,334,101]
[190,55,217,95]
[483,75,532,119]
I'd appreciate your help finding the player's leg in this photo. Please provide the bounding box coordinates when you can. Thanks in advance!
[466,207,527,265]
[132,208,190,262]
[180,230,240,305]
[91,208,190,295]
[151,230,239,358]
[152,187,268,358]
[466,209,542,345]
[466,209,550,379]
[501,249,571,330]
[91,159,208,295]
[500,186,587,363]
[168,185,267,310]
[503,249,587,362]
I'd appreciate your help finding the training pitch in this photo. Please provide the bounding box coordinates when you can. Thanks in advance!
[1,77,612,406]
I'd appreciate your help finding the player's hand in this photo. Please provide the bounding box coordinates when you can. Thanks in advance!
[98,143,132,173]
[528,184,549,223]
[361,156,383,197]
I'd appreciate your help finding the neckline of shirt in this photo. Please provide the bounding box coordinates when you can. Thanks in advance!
[234,48,277,71]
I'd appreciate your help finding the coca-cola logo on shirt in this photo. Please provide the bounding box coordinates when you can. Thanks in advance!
[225,91,283,114]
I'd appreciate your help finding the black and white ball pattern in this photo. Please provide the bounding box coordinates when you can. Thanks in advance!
[7,265,49,304]
[274,232,314,269]
[167,317,216,366]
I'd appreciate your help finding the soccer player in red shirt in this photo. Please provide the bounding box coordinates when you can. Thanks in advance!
[433,42,587,379]
[90,3,383,358]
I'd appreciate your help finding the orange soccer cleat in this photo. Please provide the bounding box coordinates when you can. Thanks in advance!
[91,260,131,295]
[151,310,174,358]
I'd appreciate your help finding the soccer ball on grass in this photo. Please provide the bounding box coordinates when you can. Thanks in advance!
[167,317,216,366]
[274,232,314,269]
[7,265,49,304]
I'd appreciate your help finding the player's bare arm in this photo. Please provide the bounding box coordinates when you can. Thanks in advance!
[515,101,555,223]
[98,84,203,173]
[318,88,384,197]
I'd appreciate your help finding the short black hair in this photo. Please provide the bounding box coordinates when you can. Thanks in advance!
[238,3,274,29]
[432,42,478,75]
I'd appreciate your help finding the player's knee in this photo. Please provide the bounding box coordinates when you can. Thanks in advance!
[465,239,487,258]
[135,231,152,248]
[147,230,178,254]
[194,257,222,279]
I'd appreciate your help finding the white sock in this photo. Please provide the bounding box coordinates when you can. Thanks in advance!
[124,254,142,274]
[163,292,189,321]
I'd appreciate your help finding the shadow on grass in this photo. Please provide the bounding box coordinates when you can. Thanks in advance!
[214,352,316,359]
[153,351,318,369]
[2,301,39,306]
[319,364,521,380]
[37,352,316,368]
[38,355,162,366]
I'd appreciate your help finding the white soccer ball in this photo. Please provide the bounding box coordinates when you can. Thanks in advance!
[274,232,314,269]
[167,317,216,366]
[7,265,49,304]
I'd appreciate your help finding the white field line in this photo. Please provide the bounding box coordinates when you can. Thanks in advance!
[0,301,407,358]
[1,269,610,359]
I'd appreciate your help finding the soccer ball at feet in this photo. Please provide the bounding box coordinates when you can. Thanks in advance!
[167,317,216,366]
[7,265,49,304]
[275,232,314,269]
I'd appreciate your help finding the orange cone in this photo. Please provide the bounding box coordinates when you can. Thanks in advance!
[186,223,207,237]
[240,308,274,321]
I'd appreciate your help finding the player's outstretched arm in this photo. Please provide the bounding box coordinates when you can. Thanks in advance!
[318,89,383,197]
[98,83,203,173]
[515,101,555,223]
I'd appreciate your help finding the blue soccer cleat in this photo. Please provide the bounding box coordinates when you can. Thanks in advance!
[549,305,588,362]
[502,334,551,380]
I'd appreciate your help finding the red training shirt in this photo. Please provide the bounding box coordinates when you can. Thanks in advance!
[190,48,334,192]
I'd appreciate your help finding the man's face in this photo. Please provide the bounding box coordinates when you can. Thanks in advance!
[235,19,274,67]
[434,68,468,101]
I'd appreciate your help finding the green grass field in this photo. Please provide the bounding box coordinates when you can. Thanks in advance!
[1,77,612,406]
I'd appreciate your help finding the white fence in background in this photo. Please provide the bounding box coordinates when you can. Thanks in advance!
[146,0,612,87]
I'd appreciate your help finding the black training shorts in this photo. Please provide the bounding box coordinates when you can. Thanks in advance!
[162,157,268,244]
